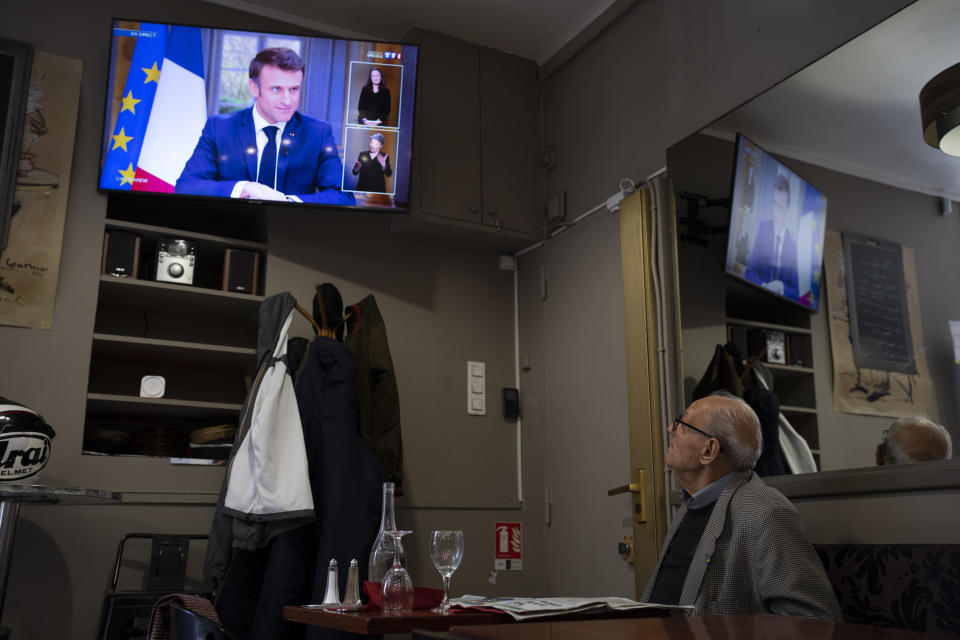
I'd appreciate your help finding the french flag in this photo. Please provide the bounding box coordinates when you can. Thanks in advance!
[133,26,206,193]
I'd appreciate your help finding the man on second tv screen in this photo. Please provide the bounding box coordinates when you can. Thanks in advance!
[176,46,354,205]
[727,136,827,309]
[745,173,797,298]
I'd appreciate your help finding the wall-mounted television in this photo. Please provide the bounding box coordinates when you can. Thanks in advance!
[98,20,418,211]
[725,134,828,310]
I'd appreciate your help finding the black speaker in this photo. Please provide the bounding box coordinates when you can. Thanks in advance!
[222,249,260,294]
[101,230,141,278]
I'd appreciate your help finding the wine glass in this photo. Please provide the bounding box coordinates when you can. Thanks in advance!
[429,530,464,614]
[381,530,414,613]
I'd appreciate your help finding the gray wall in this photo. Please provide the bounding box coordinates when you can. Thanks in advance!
[668,133,960,471]
[518,212,636,598]
[531,0,915,594]
[541,0,913,219]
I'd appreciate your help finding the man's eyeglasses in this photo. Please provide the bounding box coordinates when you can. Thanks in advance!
[670,412,724,452]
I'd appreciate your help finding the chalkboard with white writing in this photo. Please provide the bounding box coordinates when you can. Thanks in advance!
[842,232,916,373]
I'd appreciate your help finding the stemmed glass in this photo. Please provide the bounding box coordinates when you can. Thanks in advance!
[429,530,464,614]
[381,530,414,613]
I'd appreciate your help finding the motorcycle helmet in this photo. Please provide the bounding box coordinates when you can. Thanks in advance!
[0,397,56,481]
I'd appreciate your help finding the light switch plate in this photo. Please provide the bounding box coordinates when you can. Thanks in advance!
[467,360,486,416]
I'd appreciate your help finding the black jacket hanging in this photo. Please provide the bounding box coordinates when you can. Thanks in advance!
[298,335,386,640]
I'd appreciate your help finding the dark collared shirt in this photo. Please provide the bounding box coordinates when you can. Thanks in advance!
[683,472,734,509]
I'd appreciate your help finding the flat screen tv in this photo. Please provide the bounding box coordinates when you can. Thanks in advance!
[98,20,418,211]
[725,134,828,311]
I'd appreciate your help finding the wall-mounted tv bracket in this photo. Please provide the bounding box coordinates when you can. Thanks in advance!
[677,191,729,247]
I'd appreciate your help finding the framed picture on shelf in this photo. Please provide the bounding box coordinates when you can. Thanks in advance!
[764,330,787,364]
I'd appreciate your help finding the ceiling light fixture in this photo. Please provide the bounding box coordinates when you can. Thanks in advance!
[920,62,960,156]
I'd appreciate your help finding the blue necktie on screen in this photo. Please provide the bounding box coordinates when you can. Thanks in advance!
[258,125,278,189]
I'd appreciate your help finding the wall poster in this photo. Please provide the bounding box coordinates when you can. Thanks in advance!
[823,230,931,417]
[0,50,82,329]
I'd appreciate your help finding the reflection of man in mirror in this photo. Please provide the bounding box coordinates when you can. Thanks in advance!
[176,47,354,205]
[642,392,841,619]
[876,417,953,465]
[745,174,798,299]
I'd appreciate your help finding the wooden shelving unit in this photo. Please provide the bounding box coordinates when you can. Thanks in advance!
[91,334,256,370]
[726,282,820,470]
[83,209,266,459]
[96,276,263,322]
[86,394,243,421]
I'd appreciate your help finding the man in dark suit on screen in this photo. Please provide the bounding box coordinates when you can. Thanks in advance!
[641,392,841,619]
[176,47,354,206]
[744,174,798,300]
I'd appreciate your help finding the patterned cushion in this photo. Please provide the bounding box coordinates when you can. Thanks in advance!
[815,544,960,636]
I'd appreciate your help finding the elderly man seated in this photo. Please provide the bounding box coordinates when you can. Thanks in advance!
[876,416,953,465]
[641,392,840,619]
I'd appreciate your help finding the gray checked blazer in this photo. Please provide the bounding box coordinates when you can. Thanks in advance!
[641,470,841,619]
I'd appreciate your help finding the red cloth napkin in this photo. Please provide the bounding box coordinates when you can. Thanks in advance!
[363,581,444,609]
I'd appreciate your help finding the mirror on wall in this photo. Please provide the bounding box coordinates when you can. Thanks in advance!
[667,0,960,476]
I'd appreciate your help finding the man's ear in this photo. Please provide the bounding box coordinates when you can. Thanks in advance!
[699,439,722,465]
[249,78,260,99]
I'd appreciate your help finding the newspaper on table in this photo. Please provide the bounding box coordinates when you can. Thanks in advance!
[449,595,691,621]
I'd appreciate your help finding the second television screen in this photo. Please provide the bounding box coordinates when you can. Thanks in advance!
[725,134,828,311]
[98,20,418,211]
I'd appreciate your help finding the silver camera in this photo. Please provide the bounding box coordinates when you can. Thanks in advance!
[156,238,196,285]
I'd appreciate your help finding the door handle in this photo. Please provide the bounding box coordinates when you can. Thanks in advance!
[607,469,647,523]
[607,483,642,495]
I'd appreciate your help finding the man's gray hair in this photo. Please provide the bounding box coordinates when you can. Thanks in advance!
[704,391,763,470]
[886,416,952,463]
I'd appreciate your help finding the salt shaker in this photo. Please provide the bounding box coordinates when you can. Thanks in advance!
[321,558,341,605]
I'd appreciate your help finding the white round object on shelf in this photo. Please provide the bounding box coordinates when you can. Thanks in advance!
[140,375,166,398]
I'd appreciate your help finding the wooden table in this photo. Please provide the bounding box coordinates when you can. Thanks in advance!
[282,608,509,634]
[281,606,667,635]
[448,614,956,639]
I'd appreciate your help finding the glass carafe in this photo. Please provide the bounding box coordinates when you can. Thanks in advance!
[368,482,405,583]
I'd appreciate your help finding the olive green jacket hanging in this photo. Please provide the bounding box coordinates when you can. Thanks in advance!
[345,294,404,487]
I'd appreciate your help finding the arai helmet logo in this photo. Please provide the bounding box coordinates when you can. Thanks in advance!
[0,433,52,480]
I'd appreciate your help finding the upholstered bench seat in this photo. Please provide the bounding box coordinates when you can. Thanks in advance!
[815,543,960,636]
